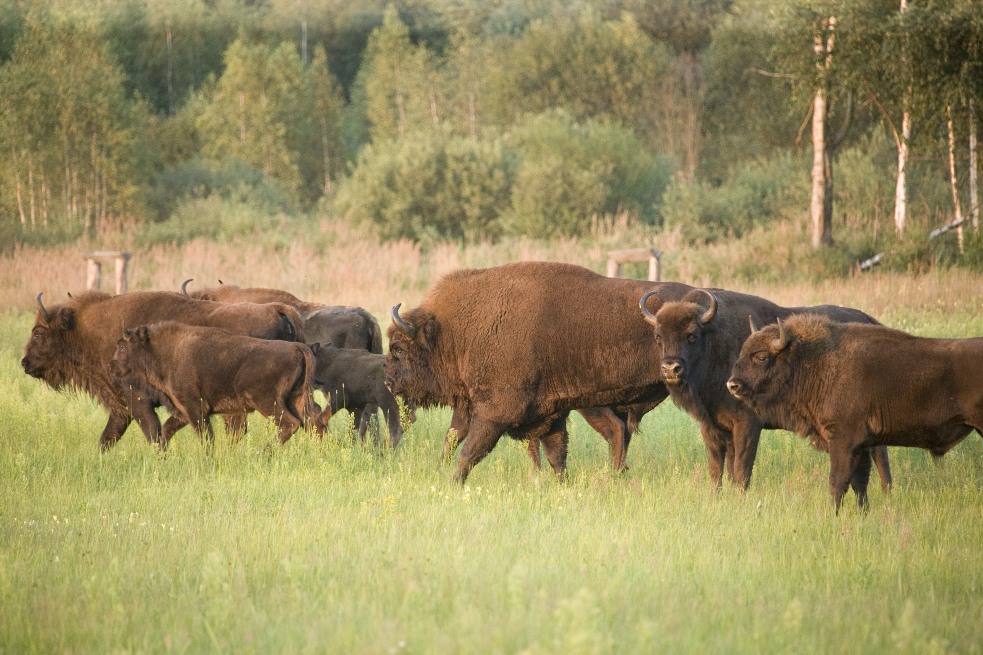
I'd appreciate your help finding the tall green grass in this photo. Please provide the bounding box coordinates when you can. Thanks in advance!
[2,309,982,653]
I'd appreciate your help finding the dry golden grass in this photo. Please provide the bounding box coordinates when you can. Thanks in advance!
[4,217,981,337]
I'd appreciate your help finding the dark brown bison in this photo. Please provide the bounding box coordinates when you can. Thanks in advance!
[182,279,382,354]
[21,290,304,450]
[385,261,694,483]
[726,313,983,512]
[109,322,324,444]
[640,288,891,494]
[310,342,404,447]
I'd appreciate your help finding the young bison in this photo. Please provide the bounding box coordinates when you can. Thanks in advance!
[109,322,324,445]
[311,342,405,447]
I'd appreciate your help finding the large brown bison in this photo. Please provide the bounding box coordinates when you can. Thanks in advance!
[21,290,304,450]
[182,279,383,353]
[726,314,983,512]
[110,323,324,445]
[640,287,891,495]
[385,261,694,483]
[310,342,404,447]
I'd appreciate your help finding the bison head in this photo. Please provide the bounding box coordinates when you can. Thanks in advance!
[108,325,152,382]
[384,304,444,407]
[641,289,717,386]
[21,293,78,386]
[726,317,792,414]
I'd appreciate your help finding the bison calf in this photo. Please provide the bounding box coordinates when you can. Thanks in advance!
[311,342,405,447]
[727,314,983,512]
[109,322,324,445]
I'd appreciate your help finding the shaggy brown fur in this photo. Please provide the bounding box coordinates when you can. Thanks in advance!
[728,314,983,512]
[645,288,890,497]
[110,322,323,445]
[385,261,695,483]
[22,290,303,450]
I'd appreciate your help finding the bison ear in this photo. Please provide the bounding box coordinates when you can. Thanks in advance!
[51,307,76,331]
[419,317,439,352]
[309,342,321,356]
[135,325,151,343]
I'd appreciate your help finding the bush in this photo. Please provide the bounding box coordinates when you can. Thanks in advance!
[332,133,515,243]
[136,195,296,246]
[146,157,295,222]
[502,111,672,238]
[660,152,807,244]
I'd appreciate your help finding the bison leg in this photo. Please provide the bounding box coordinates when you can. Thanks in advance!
[872,446,892,493]
[126,396,164,446]
[222,413,248,443]
[730,415,763,490]
[161,415,189,448]
[699,425,728,488]
[539,419,570,480]
[576,407,628,471]
[454,417,506,484]
[827,439,860,515]
[850,448,873,512]
[381,400,404,448]
[98,410,134,452]
[526,438,542,469]
[443,402,471,462]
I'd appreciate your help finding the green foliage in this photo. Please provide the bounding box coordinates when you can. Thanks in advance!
[0,10,149,236]
[661,152,807,244]
[502,111,672,238]
[332,132,515,243]
[137,194,295,246]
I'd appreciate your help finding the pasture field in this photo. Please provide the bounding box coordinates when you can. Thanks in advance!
[3,291,983,654]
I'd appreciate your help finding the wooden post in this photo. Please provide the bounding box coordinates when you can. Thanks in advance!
[83,251,132,295]
[606,248,662,281]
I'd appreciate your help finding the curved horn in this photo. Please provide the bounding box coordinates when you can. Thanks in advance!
[36,292,51,322]
[391,303,417,338]
[181,278,193,297]
[639,291,660,326]
[698,290,718,325]
[748,315,760,334]
[772,317,790,351]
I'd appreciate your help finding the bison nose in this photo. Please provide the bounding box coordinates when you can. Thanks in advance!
[726,379,744,398]
[660,359,685,380]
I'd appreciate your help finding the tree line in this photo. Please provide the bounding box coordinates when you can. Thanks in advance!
[0,0,980,265]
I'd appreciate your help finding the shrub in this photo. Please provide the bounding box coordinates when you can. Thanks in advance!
[332,133,515,243]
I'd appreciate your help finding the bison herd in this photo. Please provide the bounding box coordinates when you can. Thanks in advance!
[22,261,983,513]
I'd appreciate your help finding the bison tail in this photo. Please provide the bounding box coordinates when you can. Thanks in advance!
[369,318,383,354]
[297,345,325,437]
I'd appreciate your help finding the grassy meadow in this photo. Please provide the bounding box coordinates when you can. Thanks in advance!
[2,229,983,653]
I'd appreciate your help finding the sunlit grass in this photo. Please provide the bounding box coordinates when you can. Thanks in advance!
[3,300,983,653]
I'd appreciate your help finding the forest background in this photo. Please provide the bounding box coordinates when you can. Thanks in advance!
[0,0,981,282]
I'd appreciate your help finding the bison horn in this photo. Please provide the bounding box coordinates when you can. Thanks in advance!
[749,315,760,333]
[36,292,51,322]
[639,291,660,326]
[391,303,417,338]
[772,317,790,352]
[699,290,718,325]
[181,278,193,297]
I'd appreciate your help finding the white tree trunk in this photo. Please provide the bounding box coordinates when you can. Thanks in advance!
[810,88,828,248]
[894,0,910,236]
[970,98,979,231]
[947,105,964,252]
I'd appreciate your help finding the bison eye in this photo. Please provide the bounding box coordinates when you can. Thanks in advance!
[753,352,768,364]
[687,333,697,343]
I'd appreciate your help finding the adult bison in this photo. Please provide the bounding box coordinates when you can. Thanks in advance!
[726,314,983,512]
[310,342,404,447]
[385,261,694,483]
[110,323,324,445]
[182,279,383,353]
[21,290,304,450]
[640,287,891,494]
